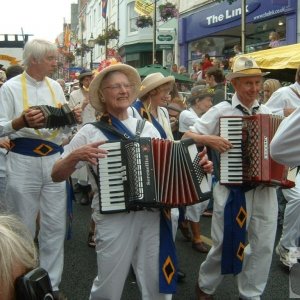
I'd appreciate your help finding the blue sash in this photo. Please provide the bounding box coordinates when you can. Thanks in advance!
[10,138,63,157]
[159,209,178,293]
[221,186,247,275]
[66,180,74,240]
[110,115,135,139]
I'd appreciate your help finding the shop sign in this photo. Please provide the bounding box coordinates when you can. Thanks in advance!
[202,1,260,27]
[156,28,175,45]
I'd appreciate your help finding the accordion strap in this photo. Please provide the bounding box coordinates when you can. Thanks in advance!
[290,87,300,99]
[90,119,145,140]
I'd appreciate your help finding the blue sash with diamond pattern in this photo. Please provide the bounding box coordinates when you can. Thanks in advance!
[221,186,247,275]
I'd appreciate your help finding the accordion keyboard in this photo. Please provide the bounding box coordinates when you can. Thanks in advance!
[98,142,127,212]
[220,117,244,184]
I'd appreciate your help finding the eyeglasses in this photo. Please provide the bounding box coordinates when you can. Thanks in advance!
[103,83,133,91]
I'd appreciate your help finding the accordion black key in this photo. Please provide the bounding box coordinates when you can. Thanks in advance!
[97,138,212,214]
[30,104,77,129]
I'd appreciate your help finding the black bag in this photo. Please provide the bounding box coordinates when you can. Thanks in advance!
[15,267,54,300]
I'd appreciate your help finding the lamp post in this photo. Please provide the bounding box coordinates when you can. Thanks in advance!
[88,33,95,70]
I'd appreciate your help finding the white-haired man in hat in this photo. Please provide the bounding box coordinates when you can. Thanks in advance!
[185,56,278,300]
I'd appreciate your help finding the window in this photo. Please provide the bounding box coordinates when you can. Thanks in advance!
[128,2,138,33]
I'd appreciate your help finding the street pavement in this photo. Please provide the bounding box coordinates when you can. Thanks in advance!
[60,199,292,300]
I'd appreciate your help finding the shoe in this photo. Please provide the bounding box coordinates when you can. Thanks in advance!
[177,269,186,282]
[203,209,213,217]
[195,284,214,300]
[87,231,96,248]
[52,291,68,300]
[178,223,192,241]
[276,243,300,267]
[73,183,83,193]
[192,242,209,253]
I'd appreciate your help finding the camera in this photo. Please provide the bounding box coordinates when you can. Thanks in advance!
[15,267,54,300]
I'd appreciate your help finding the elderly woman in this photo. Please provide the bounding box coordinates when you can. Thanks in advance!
[51,64,213,299]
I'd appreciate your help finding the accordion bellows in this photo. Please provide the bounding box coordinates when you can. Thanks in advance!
[31,104,77,129]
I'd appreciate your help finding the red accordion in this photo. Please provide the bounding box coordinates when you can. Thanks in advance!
[219,114,295,189]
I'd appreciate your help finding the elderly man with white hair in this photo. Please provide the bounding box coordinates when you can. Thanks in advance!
[185,56,278,300]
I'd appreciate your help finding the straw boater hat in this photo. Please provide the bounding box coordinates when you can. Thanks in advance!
[89,63,141,113]
[138,72,175,99]
[226,56,269,81]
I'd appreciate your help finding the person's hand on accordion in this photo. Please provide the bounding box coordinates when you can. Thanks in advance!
[51,141,108,182]
[198,147,214,174]
[183,131,233,153]
[21,108,46,129]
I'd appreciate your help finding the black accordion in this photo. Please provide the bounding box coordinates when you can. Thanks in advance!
[97,138,212,214]
[31,104,77,129]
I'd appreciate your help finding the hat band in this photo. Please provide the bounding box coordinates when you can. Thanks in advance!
[234,68,262,75]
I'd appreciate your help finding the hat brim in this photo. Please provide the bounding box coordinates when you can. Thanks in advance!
[226,71,270,81]
[78,71,94,80]
[89,64,141,113]
[138,76,175,99]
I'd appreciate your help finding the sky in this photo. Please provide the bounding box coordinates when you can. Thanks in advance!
[1,0,76,43]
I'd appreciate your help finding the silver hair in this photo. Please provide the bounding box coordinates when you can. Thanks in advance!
[22,39,57,68]
[0,214,38,298]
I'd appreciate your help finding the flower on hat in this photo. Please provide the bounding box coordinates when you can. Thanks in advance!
[97,58,122,73]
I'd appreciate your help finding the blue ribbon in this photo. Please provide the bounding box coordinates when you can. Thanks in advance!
[159,210,178,293]
[65,180,74,240]
[221,186,247,275]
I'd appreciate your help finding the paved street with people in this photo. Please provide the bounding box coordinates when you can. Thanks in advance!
[60,200,291,300]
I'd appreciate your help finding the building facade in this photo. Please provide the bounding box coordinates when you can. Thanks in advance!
[178,0,298,70]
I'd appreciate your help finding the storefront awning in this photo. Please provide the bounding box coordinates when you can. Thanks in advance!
[243,43,300,70]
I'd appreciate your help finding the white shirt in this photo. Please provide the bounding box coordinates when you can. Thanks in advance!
[265,82,300,115]
[69,88,96,125]
[62,116,160,215]
[0,72,69,144]
[270,107,300,167]
[179,107,198,133]
[191,94,270,135]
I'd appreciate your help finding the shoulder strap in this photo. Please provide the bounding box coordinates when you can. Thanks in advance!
[90,119,146,140]
[290,87,300,99]
[135,119,146,138]
[90,121,129,140]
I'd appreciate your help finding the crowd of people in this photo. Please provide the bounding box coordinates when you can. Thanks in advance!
[0,37,299,300]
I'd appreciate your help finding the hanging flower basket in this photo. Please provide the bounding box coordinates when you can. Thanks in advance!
[159,2,179,22]
[96,28,120,46]
[136,15,153,28]
[75,44,90,56]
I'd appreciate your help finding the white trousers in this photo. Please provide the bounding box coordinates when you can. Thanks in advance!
[185,200,209,222]
[5,151,67,291]
[198,183,277,300]
[90,210,172,300]
[281,172,300,247]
